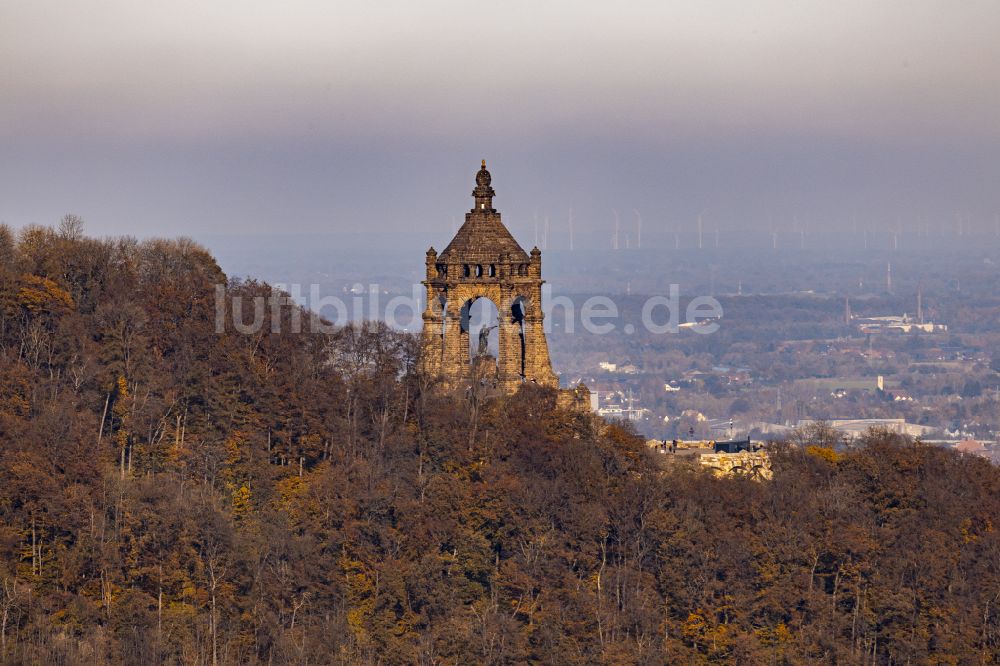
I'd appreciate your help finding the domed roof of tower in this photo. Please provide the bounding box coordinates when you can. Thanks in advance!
[475,159,491,187]
[438,161,530,263]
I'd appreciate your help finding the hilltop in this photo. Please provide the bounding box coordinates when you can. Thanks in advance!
[1,222,1000,664]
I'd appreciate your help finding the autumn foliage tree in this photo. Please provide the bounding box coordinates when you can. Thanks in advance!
[1,220,999,664]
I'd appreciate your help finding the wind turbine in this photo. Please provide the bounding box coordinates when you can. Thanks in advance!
[568,208,575,251]
[917,280,924,324]
[633,209,642,250]
[612,209,620,250]
[792,214,805,250]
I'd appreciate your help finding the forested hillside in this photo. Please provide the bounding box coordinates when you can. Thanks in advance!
[2,221,1000,664]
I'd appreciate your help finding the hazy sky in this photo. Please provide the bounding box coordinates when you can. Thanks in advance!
[1,1,998,241]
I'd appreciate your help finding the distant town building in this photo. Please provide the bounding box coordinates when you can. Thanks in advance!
[681,409,707,422]
[889,390,914,402]
[954,439,986,455]
[593,388,647,421]
[855,314,947,334]
[796,418,935,438]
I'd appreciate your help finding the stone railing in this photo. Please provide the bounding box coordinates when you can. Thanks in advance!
[698,451,772,480]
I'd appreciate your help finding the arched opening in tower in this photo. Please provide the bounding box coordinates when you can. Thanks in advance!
[461,297,499,373]
[511,297,528,379]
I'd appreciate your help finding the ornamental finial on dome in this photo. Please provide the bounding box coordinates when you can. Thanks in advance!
[476,161,491,187]
[473,159,495,210]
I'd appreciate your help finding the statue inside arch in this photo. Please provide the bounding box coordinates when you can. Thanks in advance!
[477,324,497,357]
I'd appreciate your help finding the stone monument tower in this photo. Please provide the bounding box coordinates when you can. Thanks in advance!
[420,161,559,392]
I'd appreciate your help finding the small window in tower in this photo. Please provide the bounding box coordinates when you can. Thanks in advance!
[463,264,470,277]
[480,203,485,209]
[475,264,483,277]
[489,264,496,277]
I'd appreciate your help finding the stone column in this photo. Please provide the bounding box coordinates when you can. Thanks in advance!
[498,289,521,391]
[457,326,470,378]
[522,281,558,387]
[419,247,443,376]
[440,307,465,388]
[420,309,443,377]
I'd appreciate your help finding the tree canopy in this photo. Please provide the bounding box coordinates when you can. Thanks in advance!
[1,221,999,664]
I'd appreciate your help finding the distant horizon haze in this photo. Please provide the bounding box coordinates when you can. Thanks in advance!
[1,1,998,238]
